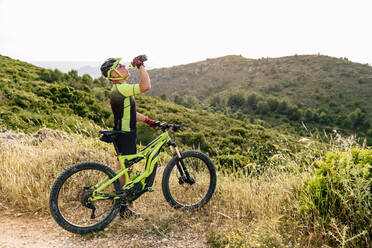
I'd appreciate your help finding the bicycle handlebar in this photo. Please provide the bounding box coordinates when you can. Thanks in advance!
[159,123,182,132]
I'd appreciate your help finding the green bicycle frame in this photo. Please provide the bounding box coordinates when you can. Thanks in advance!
[89,131,171,201]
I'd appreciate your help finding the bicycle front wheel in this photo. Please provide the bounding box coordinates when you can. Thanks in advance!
[162,150,217,210]
[49,162,122,234]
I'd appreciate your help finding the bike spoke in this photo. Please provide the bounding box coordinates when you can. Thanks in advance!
[168,156,211,207]
[57,169,117,227]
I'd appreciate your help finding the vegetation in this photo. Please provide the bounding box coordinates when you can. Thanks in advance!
[0,54,308,170]
[0,54,371,247]
[299,148,371,247]
[1,129,370,247]
[146,55,372,144]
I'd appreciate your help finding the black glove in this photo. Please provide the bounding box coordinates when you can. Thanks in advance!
[131,55,147,69]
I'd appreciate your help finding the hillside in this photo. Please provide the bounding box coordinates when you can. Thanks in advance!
[147,55,372,115]
[1,54,370,247]
[0,54,306,169]
[142,55,372,143]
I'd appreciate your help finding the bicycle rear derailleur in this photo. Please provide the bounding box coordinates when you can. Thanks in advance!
[81,186,96,219]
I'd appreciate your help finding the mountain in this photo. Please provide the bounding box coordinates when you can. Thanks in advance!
[141,55,372,144]
[147,55,372,115]
[0,54,306,168]
[77,65,102,78]
[29,60,156,79]
[29,61,101,77]
[1,54,370,248]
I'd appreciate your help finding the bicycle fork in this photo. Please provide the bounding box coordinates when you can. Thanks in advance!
[168,142,195,185]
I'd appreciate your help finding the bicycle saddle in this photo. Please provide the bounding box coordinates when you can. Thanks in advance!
[99,130,129,143]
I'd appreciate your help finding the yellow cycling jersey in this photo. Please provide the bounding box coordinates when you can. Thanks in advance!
[110,83,141,131]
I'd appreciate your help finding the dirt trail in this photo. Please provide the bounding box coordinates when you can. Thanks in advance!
[0,211,206,248]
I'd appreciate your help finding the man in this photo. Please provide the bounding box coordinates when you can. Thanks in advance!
[100,55,159,217]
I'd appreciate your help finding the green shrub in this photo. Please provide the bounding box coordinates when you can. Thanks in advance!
[246,93,257,108]
[228,93,245,109]
[227,135,245,145]
[178,131,211,152]
[256,100,270,115]
[215,154,250,171]
[299,148,371,247]
[229,127,247,137]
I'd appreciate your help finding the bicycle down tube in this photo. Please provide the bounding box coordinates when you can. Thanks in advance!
[90,131,171,200]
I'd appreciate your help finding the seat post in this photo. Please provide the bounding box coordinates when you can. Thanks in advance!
[113,136,121,155]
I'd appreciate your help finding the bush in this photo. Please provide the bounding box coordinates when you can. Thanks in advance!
[227,93,245,109]
[304,109,313,122]
[209,95,221,107]
[299,148,371,247]
[277,99,288,114]
[267,97,279,112]
[256,100,270,115]
[215,154,250,170]
[246,93,257,108]
[178,131,211,152]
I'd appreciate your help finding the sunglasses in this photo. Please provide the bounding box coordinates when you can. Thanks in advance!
[107,62,129,81]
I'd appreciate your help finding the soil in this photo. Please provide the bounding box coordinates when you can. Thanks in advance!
[0,210,207,248]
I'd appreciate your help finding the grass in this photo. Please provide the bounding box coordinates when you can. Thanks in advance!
[0,128,370,247]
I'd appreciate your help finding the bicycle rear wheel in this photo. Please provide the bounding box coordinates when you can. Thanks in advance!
[162,150,217,210]
[49,162,121,234]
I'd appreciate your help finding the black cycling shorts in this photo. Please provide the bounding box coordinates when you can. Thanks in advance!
[114,131,137,155]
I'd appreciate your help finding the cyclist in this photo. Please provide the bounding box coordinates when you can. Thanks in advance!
[100,55,159,218]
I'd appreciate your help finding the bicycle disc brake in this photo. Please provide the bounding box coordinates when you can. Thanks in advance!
[81,186,96,219]
[177,160,195,185]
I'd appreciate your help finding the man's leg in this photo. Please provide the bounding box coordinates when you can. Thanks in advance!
[116,132,140,218]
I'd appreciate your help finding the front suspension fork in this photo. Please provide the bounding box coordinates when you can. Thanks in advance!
[169,143,195,185]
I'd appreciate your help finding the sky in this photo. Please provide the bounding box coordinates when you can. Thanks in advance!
[0,0,371,68]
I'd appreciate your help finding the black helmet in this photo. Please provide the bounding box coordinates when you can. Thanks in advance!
[100,58,121,77]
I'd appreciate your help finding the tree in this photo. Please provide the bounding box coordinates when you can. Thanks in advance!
[267,97,279,112]
[319,111,330,124]
[50,69,63,82]
[304,109,313,122]
[343,117,352,128]
[288,106,302,121]
[160,94,168,101]
[256,100,269,115]
[81,74,93,85]
[348,108,370,130]
[174,94,185,106]
[227,93,245,109]
[39,69,51,82]
[246,93,257,108]
[185,96,198,108]
[68,70,79,80]
[277,99,288,114]
[210,95,221,107]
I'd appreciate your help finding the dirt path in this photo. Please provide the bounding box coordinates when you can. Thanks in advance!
[0,210,207,248]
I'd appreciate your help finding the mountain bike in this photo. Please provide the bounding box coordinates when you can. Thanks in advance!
[49,123,217,234]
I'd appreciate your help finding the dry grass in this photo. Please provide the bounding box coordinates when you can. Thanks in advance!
[0,129,116,212]
[1,128,356,247]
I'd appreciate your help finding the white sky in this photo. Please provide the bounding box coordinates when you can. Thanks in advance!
[0,0,371,67]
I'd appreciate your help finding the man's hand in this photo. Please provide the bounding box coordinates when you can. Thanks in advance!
[144,117,160,129]
[131,55,147,69]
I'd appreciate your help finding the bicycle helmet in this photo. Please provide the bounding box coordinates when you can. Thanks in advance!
[100,57,129,81]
